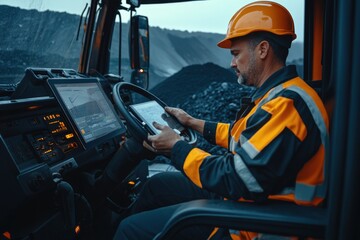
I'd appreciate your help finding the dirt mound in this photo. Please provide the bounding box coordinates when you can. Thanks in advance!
[150,62,238,106]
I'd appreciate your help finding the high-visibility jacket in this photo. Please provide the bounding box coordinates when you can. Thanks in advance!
[171,65,329,239]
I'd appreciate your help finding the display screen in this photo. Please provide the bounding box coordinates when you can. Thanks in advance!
[130,100,184,135]
[48,79,125,145]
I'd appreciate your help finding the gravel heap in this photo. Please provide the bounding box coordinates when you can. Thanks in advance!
[150,63,239,107]
[178,81,254,154]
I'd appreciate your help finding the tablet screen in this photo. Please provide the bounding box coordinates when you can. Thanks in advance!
[129,100,184,135]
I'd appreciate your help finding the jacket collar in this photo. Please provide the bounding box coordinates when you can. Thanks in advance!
[250,65,299,102]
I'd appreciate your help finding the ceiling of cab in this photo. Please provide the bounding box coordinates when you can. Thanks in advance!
[140,0,205,4]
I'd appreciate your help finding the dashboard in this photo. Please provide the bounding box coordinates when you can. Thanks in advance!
[0,68,127,221]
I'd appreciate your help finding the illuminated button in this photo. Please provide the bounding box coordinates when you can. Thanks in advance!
[75,225,81,235]
[65,133,74,139]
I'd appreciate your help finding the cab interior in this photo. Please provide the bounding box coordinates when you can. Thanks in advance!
[0,0,359,239]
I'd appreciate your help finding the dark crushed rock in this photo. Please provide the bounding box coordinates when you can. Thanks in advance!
[150,62,239,107]
[179,81,253,123]
[178,81,254,154]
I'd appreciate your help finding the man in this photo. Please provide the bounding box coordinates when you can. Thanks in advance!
[113,1,329,239]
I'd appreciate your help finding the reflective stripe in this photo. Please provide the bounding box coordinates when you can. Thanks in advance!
[257,83,329,202]
[229,136,237,152]
[240,134,247,145]
[234,154,263,193]
[296,181,326,200]
[258,84,328,149]
[295,183,317,201]
[280,183,326,201]
[229,135,247,152]
[229,229,241,236]
[286,85,329,150]
[257,85,285,109]
[242,140,259,159]
[286,85,329,201]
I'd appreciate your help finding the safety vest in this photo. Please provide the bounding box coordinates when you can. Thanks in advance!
[173,66,329,240]
[227,77,329,206]
[206,77,329,240]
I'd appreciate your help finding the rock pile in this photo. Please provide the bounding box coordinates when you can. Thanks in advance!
[179,81,253,123]
[178,81,254,154]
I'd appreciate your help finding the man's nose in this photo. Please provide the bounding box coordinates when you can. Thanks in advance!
[230,57,236,68]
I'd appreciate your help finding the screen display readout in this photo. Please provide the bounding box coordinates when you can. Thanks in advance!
[130,100,184,135]
[53,82,122,143]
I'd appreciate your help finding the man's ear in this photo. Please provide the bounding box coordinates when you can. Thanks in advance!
[258,40,270,59]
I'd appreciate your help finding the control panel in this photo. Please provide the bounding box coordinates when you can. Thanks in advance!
[27,114,78,163]
[0,69,125,222]
[2,110,82,172]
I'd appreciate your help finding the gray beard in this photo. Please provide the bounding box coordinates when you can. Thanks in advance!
[237,75,246,85]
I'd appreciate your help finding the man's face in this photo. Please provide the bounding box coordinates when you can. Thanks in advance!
[230,38,259,87]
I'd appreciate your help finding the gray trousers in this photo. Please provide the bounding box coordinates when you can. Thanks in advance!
[113,171,220,240]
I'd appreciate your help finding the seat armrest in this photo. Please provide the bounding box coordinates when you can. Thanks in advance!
[154,199,326,240]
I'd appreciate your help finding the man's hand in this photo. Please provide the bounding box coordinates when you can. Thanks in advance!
[165,107,193,126]
[146,122,182,152]
[165,107,205,135]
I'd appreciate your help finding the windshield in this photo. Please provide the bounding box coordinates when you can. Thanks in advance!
[0,0,304,88]
[0,0,90,86]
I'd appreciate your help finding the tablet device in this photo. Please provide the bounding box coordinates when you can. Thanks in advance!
[129,100,185,135]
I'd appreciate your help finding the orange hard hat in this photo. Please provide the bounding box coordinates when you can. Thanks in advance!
[218,1,297,48]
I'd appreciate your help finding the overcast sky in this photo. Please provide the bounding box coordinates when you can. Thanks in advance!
[0,0,304,41]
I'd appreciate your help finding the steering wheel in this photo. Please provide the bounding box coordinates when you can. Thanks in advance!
[112,82,197,146]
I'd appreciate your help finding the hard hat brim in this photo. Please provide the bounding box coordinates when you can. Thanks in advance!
[217,38,232,49]
[217,31,297,49]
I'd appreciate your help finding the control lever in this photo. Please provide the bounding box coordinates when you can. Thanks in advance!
[55,176,76,239]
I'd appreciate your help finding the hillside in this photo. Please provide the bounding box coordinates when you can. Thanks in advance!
[0,5,228,86]
[0,5,303,87]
